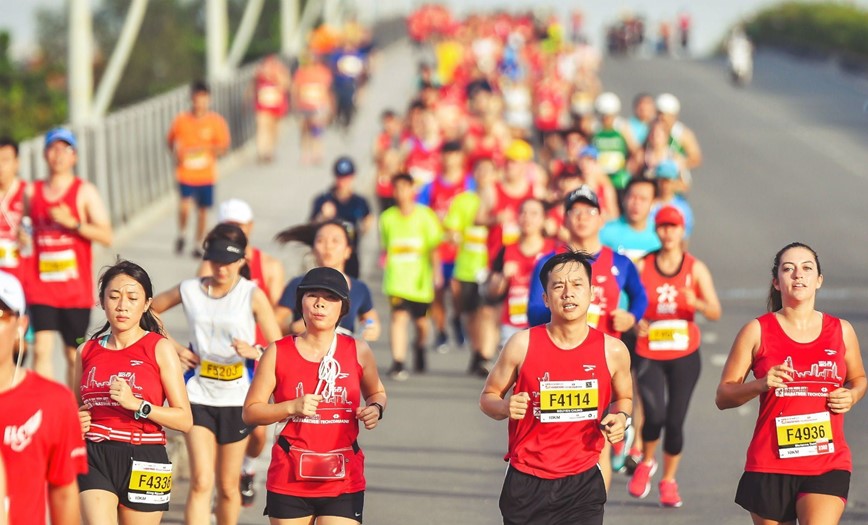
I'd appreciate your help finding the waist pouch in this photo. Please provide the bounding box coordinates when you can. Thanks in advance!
[277,436,360,481]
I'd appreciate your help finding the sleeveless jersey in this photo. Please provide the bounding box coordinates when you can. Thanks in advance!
[588,247,622,338]
[427,174,470,264]
[744,313,851,475]
[489,182,534,258]
[507,325,612,479]
[181,277,257,406]
[27,179,93,308]
[501,239,556,329]
[267,334,365,497]
[254,76,288,115]
[635,252,701,360]
[79,332,167,443]
[0,180,27,279]
[247,247,272,347]
[403,136,442,189]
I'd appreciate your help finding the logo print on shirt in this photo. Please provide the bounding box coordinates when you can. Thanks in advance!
[583,364,596,372]
[130,360,144,367]
[4,409,43,452]
[824,349,837,356]
[656,283,678,304]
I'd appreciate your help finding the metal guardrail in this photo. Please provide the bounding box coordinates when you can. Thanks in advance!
[16,62,258,228]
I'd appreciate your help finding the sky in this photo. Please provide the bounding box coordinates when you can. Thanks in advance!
[3,0,868,59]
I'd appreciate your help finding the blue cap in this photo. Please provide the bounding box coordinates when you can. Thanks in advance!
[333,156,356,177]
[45,128,77,150]
[579,146,598,160]
[655,160,679,180]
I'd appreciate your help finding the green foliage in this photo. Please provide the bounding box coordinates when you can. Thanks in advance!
[746,1,868,60]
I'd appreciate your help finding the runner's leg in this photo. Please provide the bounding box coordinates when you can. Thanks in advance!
[185,426,218,525]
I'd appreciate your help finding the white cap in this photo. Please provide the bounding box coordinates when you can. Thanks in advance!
[656,93,681,115]
[218,198,254,224]
[0,271,25,315]
[594,92,622,116]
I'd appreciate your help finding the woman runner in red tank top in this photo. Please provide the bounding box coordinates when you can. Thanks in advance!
[717,242,866,525]
[75,260,192,521]
[628,206,721,507]
[243,267,386,524]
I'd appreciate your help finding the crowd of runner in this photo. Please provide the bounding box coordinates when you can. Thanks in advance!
[0,6,864,525]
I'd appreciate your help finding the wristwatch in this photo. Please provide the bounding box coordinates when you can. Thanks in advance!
[370,402,385,420]
[134,400,153,420]
[618,411,632,429]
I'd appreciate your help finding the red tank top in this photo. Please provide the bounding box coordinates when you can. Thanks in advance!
[507,325,612,478]
[27,179,94,308]
[404,136,442,187]
[254,77,288,114]
[429,174,468,264]
[0,180,28,279]
[588,247,622,338]
[488,182,534,259]
[79,332,167,443]
[502,239,556,328]
[635,252,701,360]
[267,334,365,497]
[745,313,851,475]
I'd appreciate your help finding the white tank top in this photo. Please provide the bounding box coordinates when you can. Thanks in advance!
[181,277,257,406]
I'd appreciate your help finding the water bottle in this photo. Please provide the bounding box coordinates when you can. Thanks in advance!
[19,216,33,258]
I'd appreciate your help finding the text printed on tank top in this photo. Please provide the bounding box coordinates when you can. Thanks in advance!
[538,379,599,423]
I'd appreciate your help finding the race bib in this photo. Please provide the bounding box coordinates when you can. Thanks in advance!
[598,150,626,174]
[199,359,244,381]
[128,460,172,505]
[502,222,520,246]
[299,84,325,106]
[776,412,834,459]
[586,303,602,329]
[539,379,599,423]
[183,150,211,170]
[464,226,488,253]
[389,238,423,263]
[0,238,18,268]
[648,320,690,352]
[507,287,529,326]
[257,86,282,107]
[39,249,79,282]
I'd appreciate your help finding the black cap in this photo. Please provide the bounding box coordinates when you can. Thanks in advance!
[333,156,356,177]
[441,140,463,153]
[564,185,600,212]
[203,238,246,263]
[296,267,350,318]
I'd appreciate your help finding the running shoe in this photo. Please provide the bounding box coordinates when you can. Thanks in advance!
[240,472,255,507]
[435,331,449,354]
[451,316,466,347]
[387,362,409,382]
[191,247,204,259]
[413,345,427,373]
[611,425,634,473]
[659,479,683,508]
[624,446,643,475]
[627,459,657,499]
[174,237,185,255]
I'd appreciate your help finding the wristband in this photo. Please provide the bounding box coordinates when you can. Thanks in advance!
[370,402,384,420]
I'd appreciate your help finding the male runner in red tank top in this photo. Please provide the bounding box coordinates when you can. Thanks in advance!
[481,250,633,525]
[27,128,113,386]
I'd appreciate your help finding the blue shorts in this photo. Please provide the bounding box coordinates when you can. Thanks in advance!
[179,183,214,208]
[441,262,455,287]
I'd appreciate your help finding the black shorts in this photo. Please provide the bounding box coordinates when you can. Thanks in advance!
[456,280,501,311]
[389,297,430,320]
[191,404,253,444]
[735,470,850,522]
[78,441,172,512]
[265,490,364,522]
[499,464,606,525]
[29,304,91,348]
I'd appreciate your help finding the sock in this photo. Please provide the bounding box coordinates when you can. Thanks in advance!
[242,456,255,475]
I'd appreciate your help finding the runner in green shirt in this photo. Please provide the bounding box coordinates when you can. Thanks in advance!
[380,173,443,380]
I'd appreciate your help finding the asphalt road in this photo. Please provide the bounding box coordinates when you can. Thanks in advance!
[64,42,868,524]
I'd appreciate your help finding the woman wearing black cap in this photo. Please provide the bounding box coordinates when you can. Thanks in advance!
[243,266,386,524]
[152,223,281,524]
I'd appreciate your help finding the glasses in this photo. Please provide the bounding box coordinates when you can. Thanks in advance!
[567,208,600,218]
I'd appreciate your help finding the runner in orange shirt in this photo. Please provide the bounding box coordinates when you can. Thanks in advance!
[167,81,231,258]
[292,54,334,165]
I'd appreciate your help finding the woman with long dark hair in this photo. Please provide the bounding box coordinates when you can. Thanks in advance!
[76,260,192,524]
[716,242,866,524]
[152,224,281,525]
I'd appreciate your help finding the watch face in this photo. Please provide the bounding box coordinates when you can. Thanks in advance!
[141,402,152,415]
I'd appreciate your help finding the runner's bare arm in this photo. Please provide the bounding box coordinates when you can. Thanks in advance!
[75,182,112,246]
[716,319,784,409]
[692,259,721,321]
[601,335,633,443]
[243,342,319,424]
[680,128,702,170]
[356,340,386,430]
[152,338,193,432]
[359,308,381,341]
[252,287,282,344]
[47,481,80,525]
[150,285,182,314]
[480,330,530,420]
[828,320,866,414]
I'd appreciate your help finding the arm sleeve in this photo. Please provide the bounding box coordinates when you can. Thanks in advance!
[47,388,88,486]
[616,255,648,320]
[490,246,506,273]
[527,253,554,326]
[216,116,231,149]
